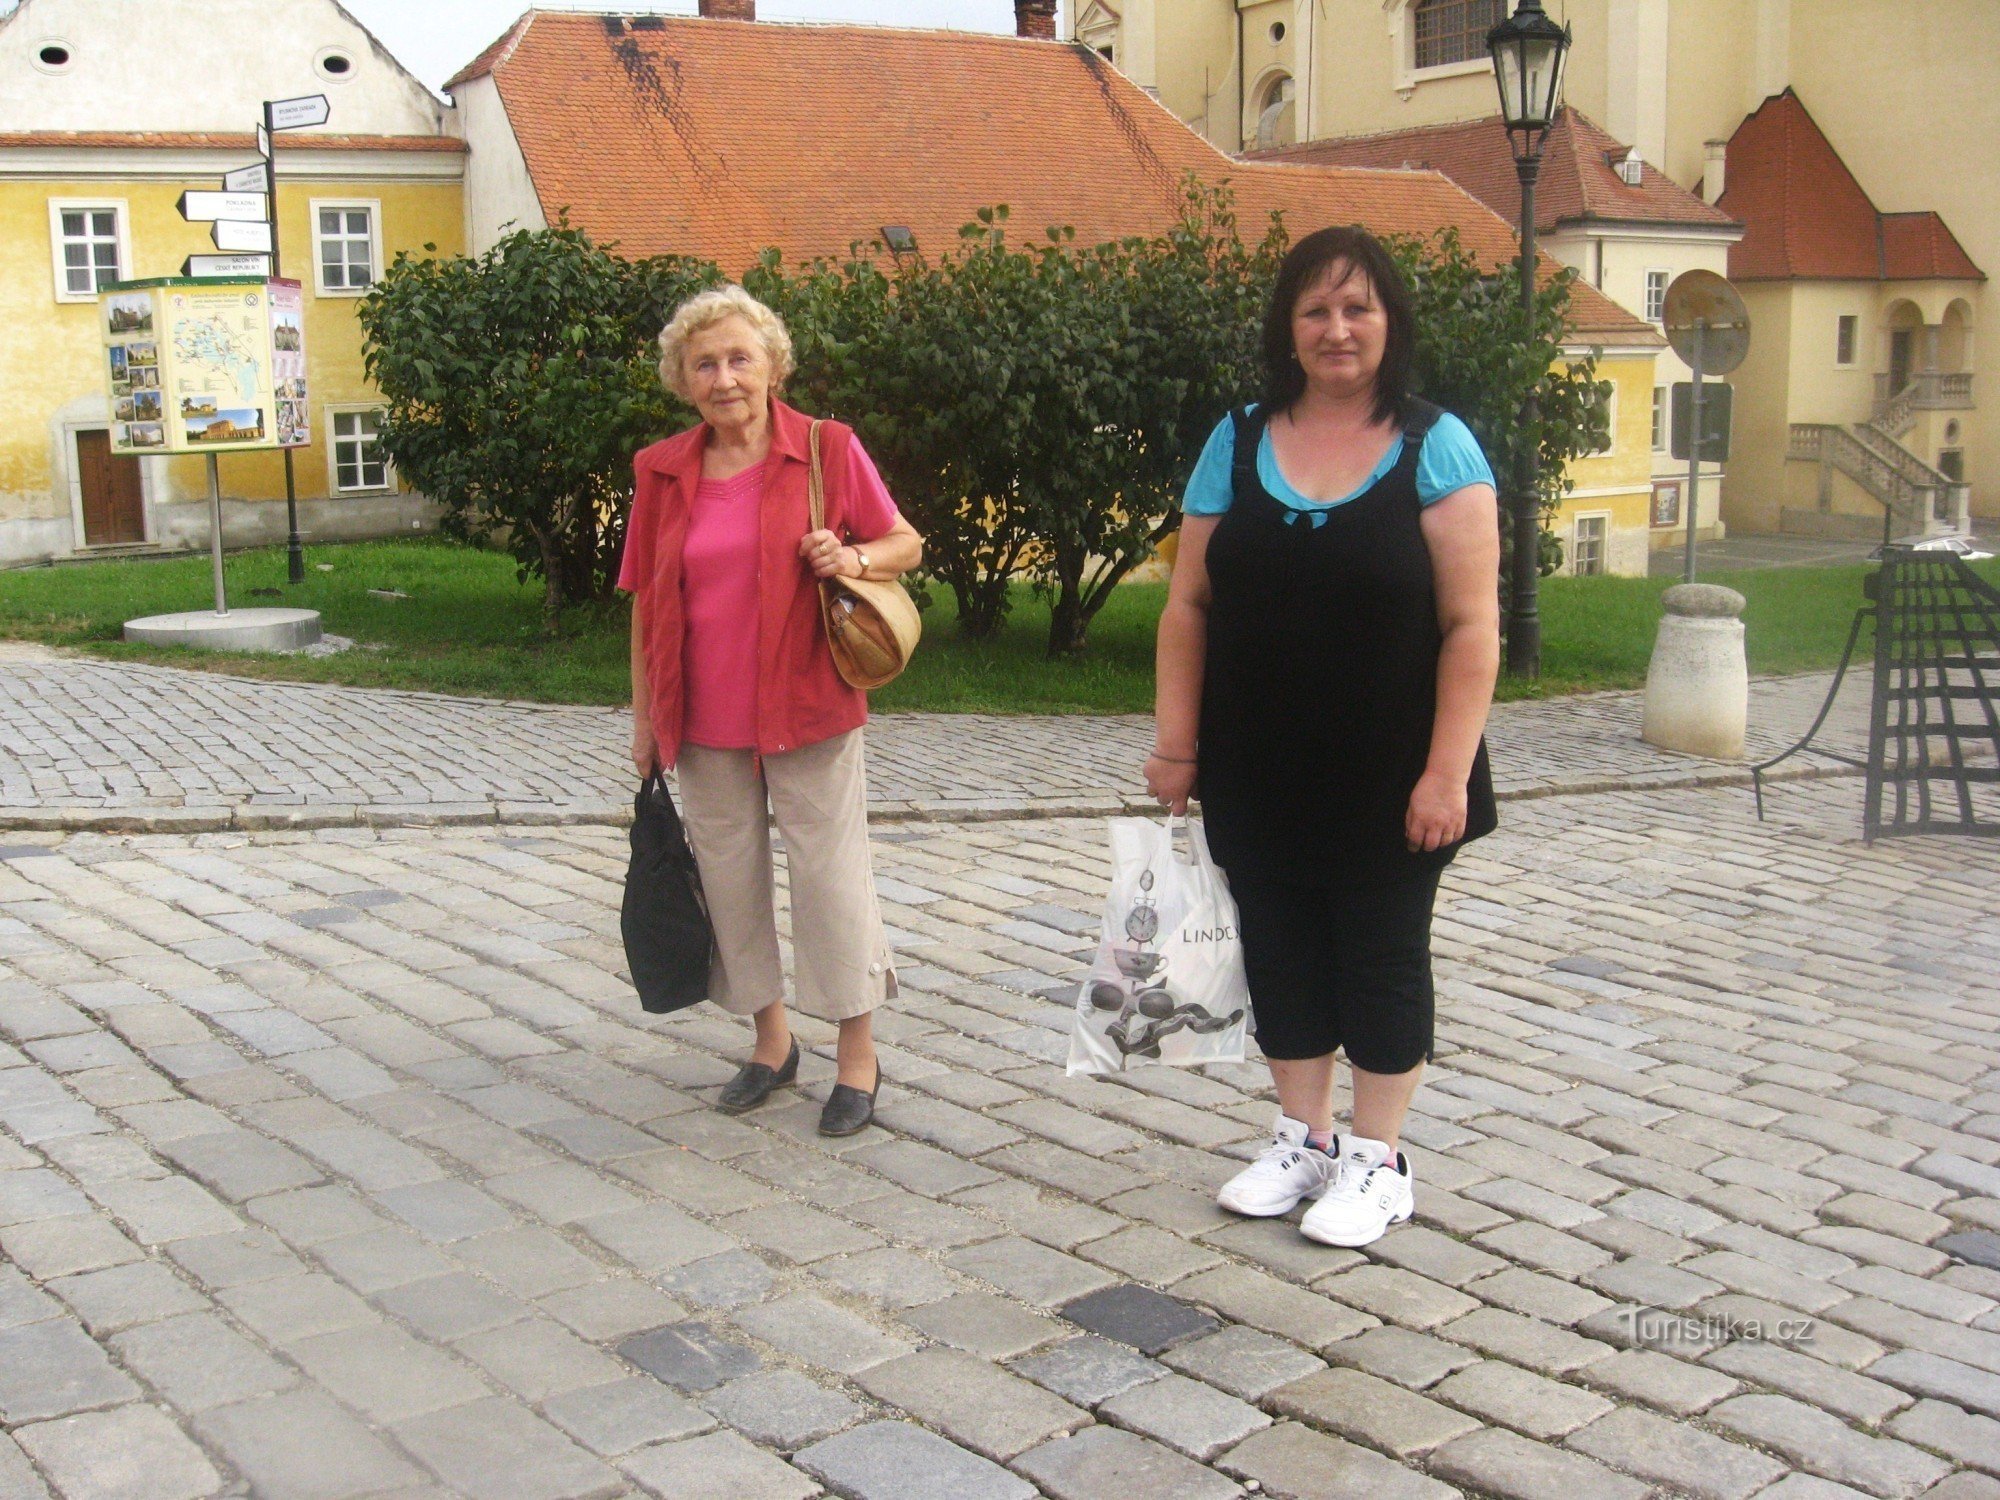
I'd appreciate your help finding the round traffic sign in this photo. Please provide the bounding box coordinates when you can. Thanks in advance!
[1662,270,1750,375]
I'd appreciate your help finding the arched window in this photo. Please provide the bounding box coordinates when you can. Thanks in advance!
[1255,73,1296,150]
[1413,0,1506,69]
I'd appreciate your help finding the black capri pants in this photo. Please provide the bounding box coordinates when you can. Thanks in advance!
[1225,860,1445,1072]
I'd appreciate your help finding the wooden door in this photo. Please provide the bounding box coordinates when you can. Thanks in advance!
[76,429,145,545]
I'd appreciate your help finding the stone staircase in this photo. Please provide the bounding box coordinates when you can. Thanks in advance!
[1786,414,1972,541]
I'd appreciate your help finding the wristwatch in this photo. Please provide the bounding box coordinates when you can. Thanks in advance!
[853,549,871,578]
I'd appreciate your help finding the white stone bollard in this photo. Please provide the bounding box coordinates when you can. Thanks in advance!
[1642,583,1748,760]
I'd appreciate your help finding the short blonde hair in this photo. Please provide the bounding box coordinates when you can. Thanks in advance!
[657,284,795,400]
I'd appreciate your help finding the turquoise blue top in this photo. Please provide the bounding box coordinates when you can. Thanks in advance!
[1181,406,1495,517]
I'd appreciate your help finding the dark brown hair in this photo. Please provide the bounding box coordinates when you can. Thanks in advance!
[1260,225,1413,427]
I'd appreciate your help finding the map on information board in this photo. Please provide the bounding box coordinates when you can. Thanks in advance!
[100,278,303,454]
[167,285,273,448]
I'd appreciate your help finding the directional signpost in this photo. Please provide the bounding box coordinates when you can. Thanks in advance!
[183,253,271,278]
[222,162,269,195]
[210,220,274,254]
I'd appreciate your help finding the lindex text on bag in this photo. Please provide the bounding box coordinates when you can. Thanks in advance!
[1067,816,1251,1076]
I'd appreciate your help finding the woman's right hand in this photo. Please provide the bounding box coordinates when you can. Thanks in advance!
[632,718,658,778]
[1144,754,1197,815]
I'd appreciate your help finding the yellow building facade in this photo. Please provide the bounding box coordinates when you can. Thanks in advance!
[1094,0,1996,533]
[0,0,463,565]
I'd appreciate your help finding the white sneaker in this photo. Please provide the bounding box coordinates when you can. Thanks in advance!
[1300,1135,1414,1247]
[1217,1114,1340,1217]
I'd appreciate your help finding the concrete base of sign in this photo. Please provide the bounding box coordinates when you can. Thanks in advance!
[124,608,322,653]
[1642,584,1748,760]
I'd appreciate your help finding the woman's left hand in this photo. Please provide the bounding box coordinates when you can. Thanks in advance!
[801,529,859,580]
[1405,769,1467,854]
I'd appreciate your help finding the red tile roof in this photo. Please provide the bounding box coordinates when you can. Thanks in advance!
[456,12,1654,343]
[1718,90,1982,283]
[1249,108,1737,234]
[0,131,465,153]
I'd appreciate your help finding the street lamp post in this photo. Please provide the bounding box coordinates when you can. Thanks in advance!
[1487,0,1572,680]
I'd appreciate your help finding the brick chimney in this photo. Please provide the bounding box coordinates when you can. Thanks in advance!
[698,0,756,18]
[1014,0,1057,40]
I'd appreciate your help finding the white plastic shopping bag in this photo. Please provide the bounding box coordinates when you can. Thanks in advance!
[1067,815,1250,1076]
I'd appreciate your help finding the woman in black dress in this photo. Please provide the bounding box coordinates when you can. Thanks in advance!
[1146,226,1500,1248]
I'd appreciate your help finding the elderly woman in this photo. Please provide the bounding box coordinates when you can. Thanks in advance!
[1146,226,1501,1248]
[620,285,922,1136]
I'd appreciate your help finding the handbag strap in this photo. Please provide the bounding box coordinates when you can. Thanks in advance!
[807,419,826,535]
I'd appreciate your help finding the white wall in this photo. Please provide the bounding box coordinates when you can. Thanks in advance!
[0,0,449,135]
[455,74,545,257]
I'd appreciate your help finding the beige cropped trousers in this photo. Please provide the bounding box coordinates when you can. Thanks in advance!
[675,729,896,1024]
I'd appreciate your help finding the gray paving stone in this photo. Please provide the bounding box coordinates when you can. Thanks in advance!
[1566,1405,1788,1500]
[1,1213,144,1279]
[1434,1306,1615,1376]
[1016,1423,1242,1500]
[313,1226,455,1293]
[375,1272,530,1342]
[14,1405,223,1500]
[1010,1334,1167,1406]
[795,1420,1033,1500]
[543,1375,716,1456]
[1061,1282,1219,1355]
[197,1390,421,1500]
[289,1322,491,1422]
[580,1203,735,1275]
[373,1180,516,1242]
[1708,1394,1953,1497]
[458,1316,629,1400]
[902,1290,1064,1359]
[701,1369,861,1448]
[538,1278,686,1342]
[0,1432,51,1500]
[620,1321,763,1393]
[48,1259,207,1334]
[1321,1324,1478,1390]
[110,1312,297,1411]
[812,1247,956,1309]
[622,1431,821,1498]
[86,1176,242,1245]
[1217,1420,1458,1500]
[391,1398,622,1500]
[1887,1400,2000,1477]
[216,1273,377,1345]
[1314,1264,1480,1332]
[1267,1366,1480,1458]
[1177,1265,1375,1353]
[158,1131,323,1201]
[733,1292,914,1374]
[246,1185,384,1247]
[657,1251,776,1310]
[1577,1348,1739,1416]
[1158,1325,1327,1402]
[1099,1370,1271,1460]
[1429,1425,1652,1500]
[947,1236,1117,1309]
[456,1226,602,1298]
[856,1348,1088,1461]
[1430,1359,1614,1440]
[0,1318,141,1421]
[1704,1342,1913,1426]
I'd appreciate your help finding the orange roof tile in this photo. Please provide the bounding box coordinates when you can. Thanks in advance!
[1250,107,1736,235]
[0,131,464,153]
[1719,90,1982,283]
[464,12,1655,344]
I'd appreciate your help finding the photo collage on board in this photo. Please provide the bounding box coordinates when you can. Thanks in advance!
[103,291,164,451]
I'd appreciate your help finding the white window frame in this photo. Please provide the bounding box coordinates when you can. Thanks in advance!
[310,198,382,298]
[1392,0,1502,92]
[1835,314,1858,368]
[1651,387,1668,452]
[325,405,395,495]
[48,198,132,303]
[1592,389,1618,455]
[1571,511,1611,577]
[1643,269,1670,324]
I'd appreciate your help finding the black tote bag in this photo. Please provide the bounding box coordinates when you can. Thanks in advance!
[621,771,713,1014]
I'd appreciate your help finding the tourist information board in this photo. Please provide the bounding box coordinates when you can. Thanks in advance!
[98,278,308,454]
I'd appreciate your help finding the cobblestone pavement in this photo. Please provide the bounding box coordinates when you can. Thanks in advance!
[2,773,1998,1499]
[1,643,1869,828]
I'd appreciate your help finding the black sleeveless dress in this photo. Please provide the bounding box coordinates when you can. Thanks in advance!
[1197,400,1498,885]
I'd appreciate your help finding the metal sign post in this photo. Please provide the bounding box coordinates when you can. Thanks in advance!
[262,94,329,585]
[1683,319,1704,584]
[1661,270,1750,582]
[205,454,228,616]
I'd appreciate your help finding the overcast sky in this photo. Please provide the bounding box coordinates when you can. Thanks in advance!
[352,1,1027,94]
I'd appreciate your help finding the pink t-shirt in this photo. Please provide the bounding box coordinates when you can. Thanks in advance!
[646,440,901,750]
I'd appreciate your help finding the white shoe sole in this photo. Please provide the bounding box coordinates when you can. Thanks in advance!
[1299,1197,1413,1247]
[1216,1181,1330,1218]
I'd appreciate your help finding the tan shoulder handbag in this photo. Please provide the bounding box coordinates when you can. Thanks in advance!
[808,420,921,691]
